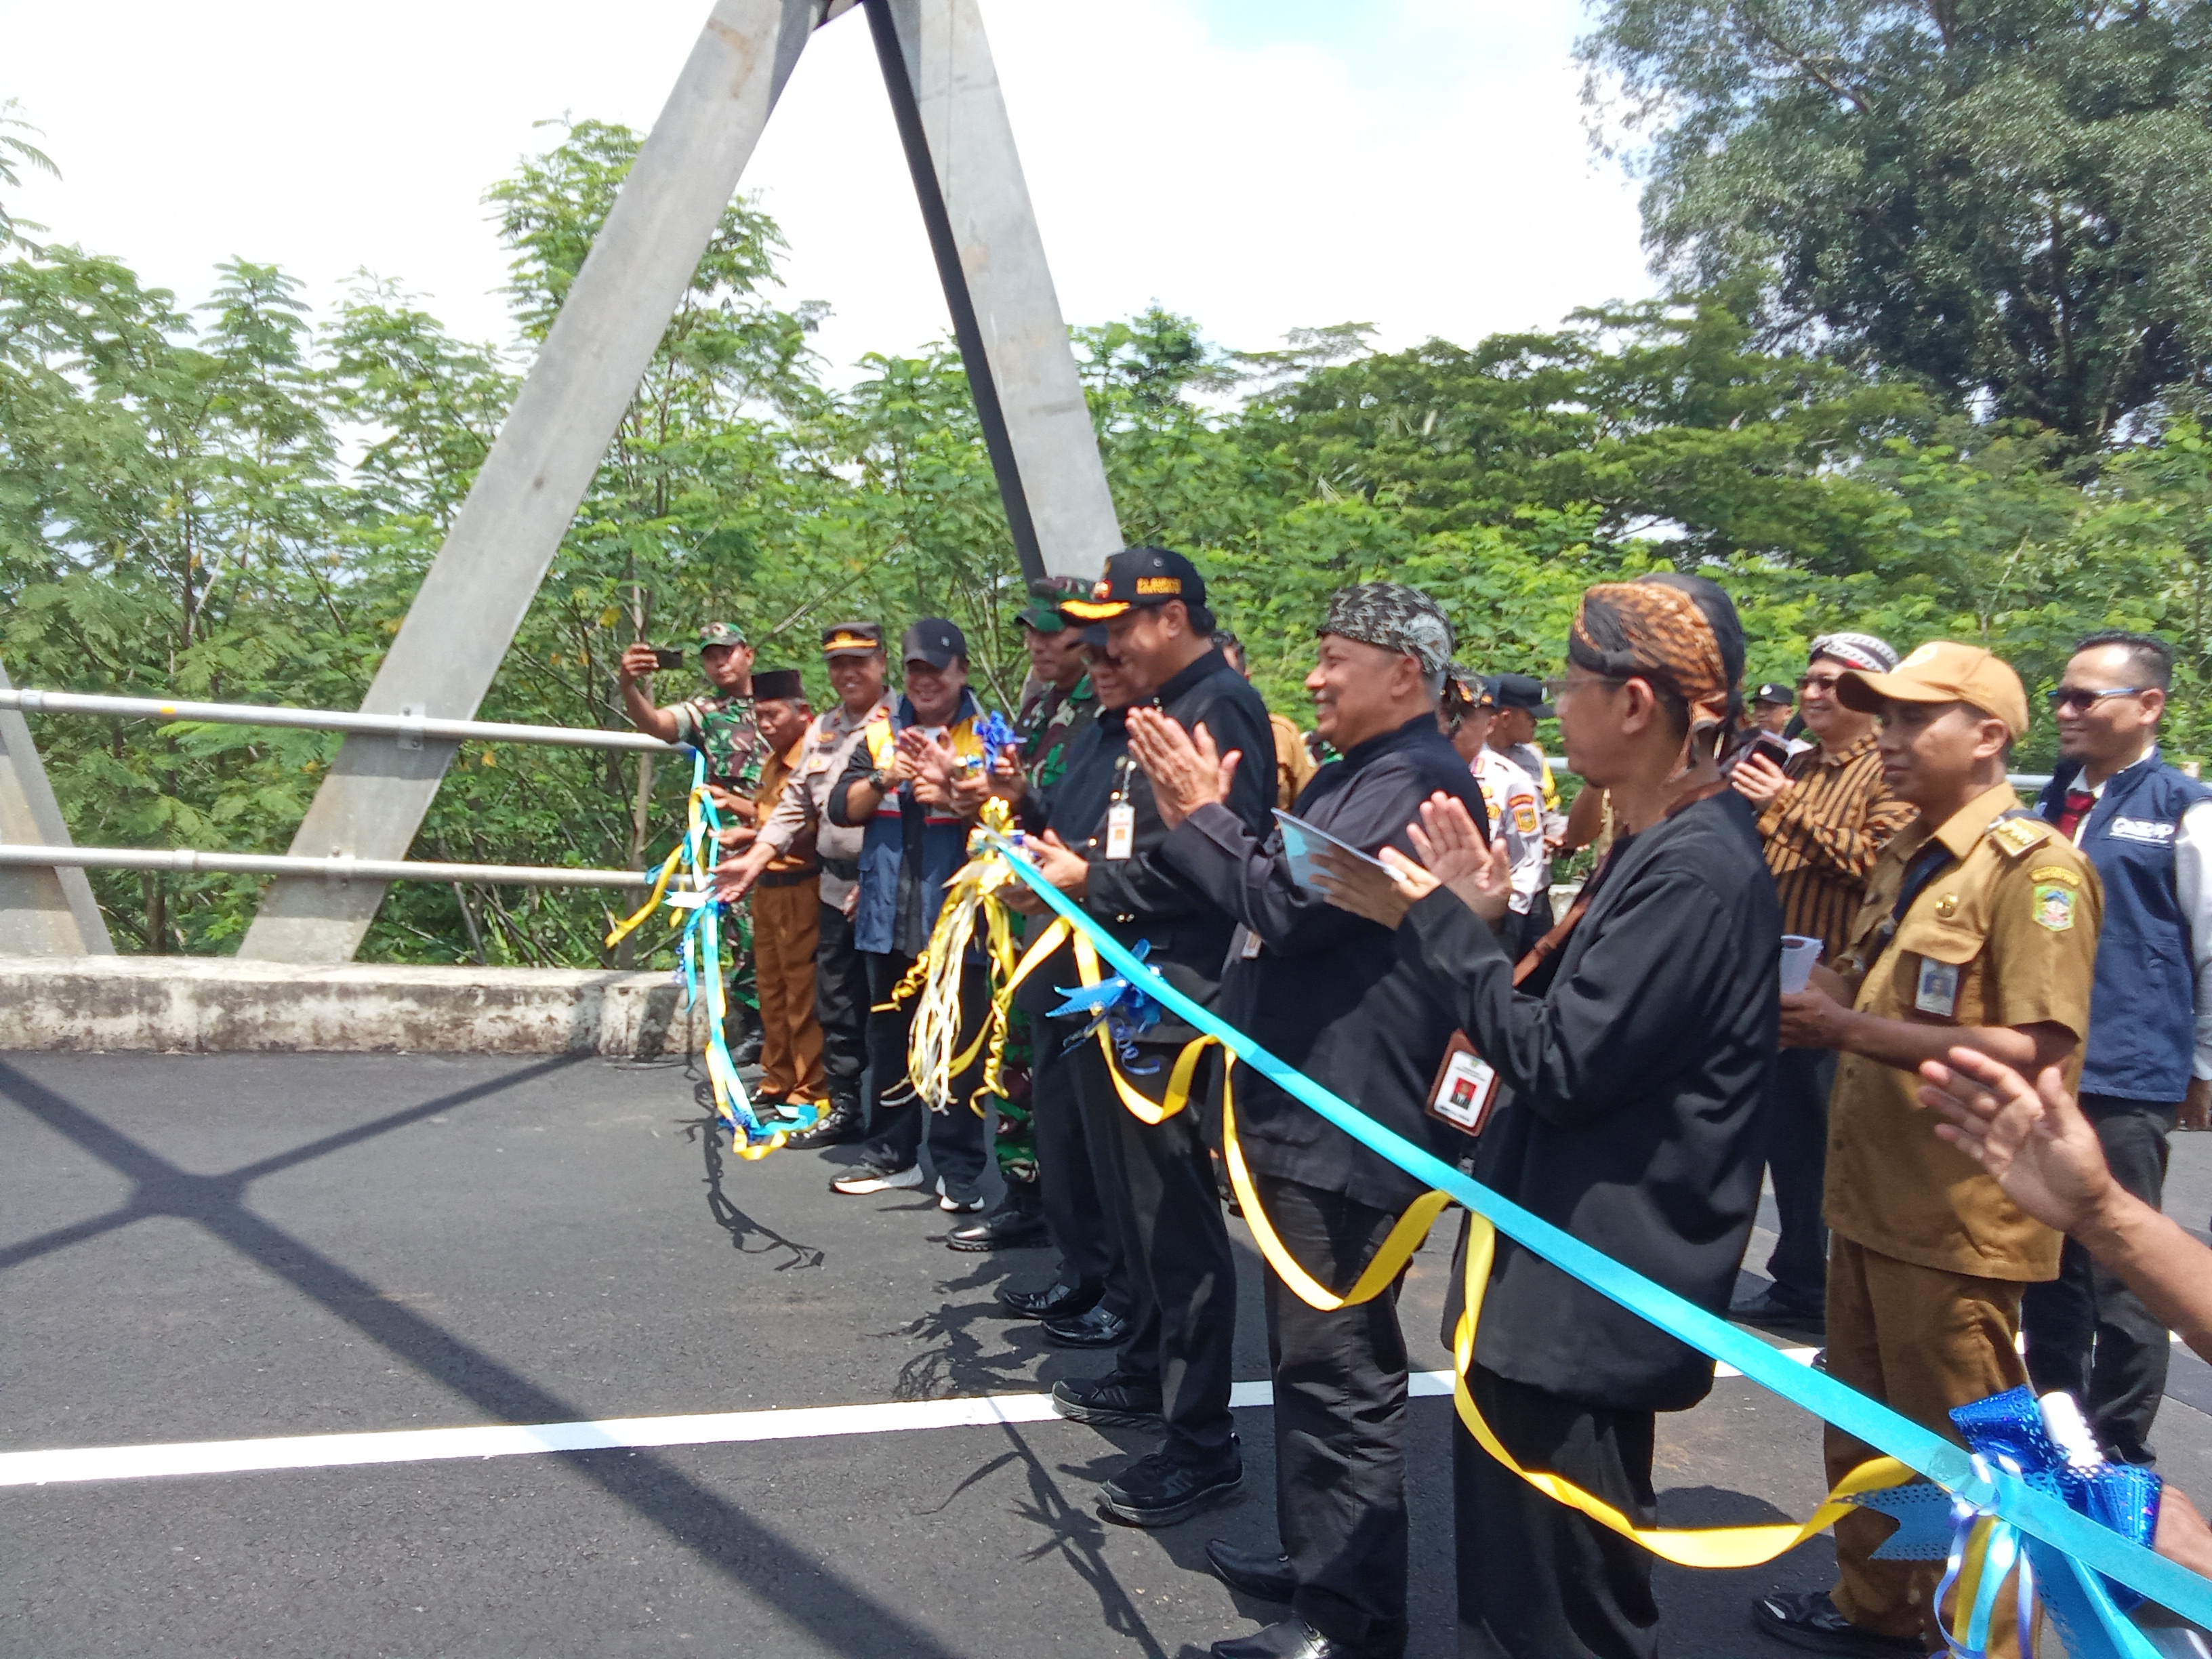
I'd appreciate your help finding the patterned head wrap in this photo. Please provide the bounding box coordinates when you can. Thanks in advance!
[1319,582,1456,681]
[1809,631,1900,675]
[1569,580,1734,750]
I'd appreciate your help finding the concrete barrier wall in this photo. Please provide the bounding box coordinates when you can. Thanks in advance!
[0,957,708,1057]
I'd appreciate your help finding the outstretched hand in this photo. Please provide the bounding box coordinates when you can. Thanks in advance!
[1125,708,1240,831]
[1407,794,1512,926]
[1914,1047,2118,1236]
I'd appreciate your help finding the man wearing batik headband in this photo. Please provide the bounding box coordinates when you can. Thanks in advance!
[1314,573,1780,1659]
[1128,580,1492,1659]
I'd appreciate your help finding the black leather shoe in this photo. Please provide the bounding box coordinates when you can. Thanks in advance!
[1050,1372,1163,1428]
[1206,1538,1296,1603]
[781,1098,864,1149]
[1752,1590,1927,1654]
[947,1195,1050,1253]
[1043,1305,1130,1349]
[997,1281,1097,1322]
[1099,1443,1242,1528]
[1210,1618,1368,1658]
[1731,1286,1826,1334]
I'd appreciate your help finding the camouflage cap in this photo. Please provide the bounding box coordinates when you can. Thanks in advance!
[697,621,748,649]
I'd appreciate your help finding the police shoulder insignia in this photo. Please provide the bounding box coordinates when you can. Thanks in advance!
[2028,864,2081,886]
[2032,882,2078,933]
[1987,817,2048,858]
[1513,801,1541,836]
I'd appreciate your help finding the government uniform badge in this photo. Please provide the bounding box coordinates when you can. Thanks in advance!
[2033,881,2078,932]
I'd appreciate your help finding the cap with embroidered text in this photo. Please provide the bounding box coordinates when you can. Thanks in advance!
[1060,547,1206,621]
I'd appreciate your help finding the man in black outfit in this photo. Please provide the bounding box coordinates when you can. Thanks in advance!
[1130,581,1490,1659]
[1321,573,1778,1659]
[1005,547,1277,1529]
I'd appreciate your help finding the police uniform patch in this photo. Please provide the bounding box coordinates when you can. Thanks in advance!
[2033,882,2077,932]
[1513,801,1540,836]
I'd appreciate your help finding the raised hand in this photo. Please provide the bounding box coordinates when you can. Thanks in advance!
[1914,1047,2117,1237]
[1126,708,1241,831]
[1408,793,1512,926]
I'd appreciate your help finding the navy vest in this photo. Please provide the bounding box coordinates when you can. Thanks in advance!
[2038,752,2212,1101]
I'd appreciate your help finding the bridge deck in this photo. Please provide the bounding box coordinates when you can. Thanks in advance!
[4,1052,2209,1658]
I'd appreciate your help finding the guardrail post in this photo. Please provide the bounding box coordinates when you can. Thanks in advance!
[0,657,115,955]
[237,0,819,964]
[866,0,1124,589]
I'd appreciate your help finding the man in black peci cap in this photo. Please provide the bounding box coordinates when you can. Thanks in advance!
[1004,547,1276,1529]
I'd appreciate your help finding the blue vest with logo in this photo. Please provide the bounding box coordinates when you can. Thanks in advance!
[854,691,985,958]
[2037,751,2212,1101]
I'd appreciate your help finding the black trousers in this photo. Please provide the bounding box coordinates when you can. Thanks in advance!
[1455,1366,1659,1659]
[1072,1037,1237,1462]
[1761,1046,1837,1309]
[857,949,990,1201]
[1029,1017,1130,1317]
[1256,1175,1414,1656]
[2023,1094,2179,1464]
[815,900,870,1108]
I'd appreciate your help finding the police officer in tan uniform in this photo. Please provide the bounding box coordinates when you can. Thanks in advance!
[1752,642,2102,1659]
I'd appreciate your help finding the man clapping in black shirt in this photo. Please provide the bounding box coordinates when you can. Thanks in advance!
[1128,581,1489,1659]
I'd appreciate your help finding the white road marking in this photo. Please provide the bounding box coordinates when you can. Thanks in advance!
[0,1345,1825,1489]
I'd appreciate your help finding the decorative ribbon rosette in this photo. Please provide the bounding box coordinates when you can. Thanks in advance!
[1844,1387,2165,1659]
[605,749,817,1159]
[1045,938,1165,1072]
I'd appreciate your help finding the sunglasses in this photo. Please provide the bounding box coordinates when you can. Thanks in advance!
[2046,685,2151,712]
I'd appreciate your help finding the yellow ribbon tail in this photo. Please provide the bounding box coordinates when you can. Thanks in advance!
[604,841,686,949]
[1072,933,1217,1126]
[1450,1206,1914,1568]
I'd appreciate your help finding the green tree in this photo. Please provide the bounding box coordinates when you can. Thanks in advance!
[1581,0,2212,443]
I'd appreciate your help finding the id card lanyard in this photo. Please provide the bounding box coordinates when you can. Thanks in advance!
[1104,754,1136,860]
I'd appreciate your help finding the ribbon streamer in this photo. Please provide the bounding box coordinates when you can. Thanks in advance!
[602,752,816,1159]
[981,828,2211,1642]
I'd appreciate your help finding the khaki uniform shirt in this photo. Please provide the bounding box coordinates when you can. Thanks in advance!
[752,738,817,877]
[1271,712,1317,809]
[1824,782,2102,1282]
[755,694,894,911]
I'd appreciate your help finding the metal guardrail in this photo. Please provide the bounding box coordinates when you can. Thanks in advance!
[0,846,699,892]
[0,688,681,755]
[4,687,694,891]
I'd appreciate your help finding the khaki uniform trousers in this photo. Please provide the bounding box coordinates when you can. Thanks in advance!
[751,874,825,1104]
[1825,1233,2029,1654]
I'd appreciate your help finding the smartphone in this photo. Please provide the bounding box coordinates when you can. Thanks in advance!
[652,647,686,671]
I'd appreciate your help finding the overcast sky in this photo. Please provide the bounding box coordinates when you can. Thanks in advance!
[5,0,1655,381]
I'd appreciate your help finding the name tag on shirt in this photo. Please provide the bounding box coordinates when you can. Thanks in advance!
[1427,1032,1500,1138]
[1914,956,1961,1019]
[1105,802,1136,860]
[1231,924,1263,960]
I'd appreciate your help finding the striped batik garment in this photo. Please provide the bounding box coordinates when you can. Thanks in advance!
[1757,731,1917,957]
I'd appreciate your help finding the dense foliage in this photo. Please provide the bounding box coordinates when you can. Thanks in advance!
[4,104,2211,962]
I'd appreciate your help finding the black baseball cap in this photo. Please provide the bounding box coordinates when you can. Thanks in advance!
[1753,681,1796,707]
[901,617,968,670]
[1492,673,1555,718]
[820,620,884,657]
[752,668,806,702]
[1061,546,1206,621]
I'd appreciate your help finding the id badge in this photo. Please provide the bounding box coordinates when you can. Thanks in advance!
[1105,802,1136,861]
[1427,1032,1500,1137]
[1914,956,1961,1019]
[1231,924,1263,960]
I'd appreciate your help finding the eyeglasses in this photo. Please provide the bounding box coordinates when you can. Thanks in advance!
[2046,685,2152,712]
[1797,674,1847,693]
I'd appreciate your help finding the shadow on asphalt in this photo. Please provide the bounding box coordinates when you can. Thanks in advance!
[0,1056,972,1659]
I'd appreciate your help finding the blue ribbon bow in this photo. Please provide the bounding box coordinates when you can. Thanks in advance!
[1848,1387,2163,1658]
[1046,939,1164,1073]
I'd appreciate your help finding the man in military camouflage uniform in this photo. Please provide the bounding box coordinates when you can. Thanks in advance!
[621,620,766,1063]
[947,581,1101,1252]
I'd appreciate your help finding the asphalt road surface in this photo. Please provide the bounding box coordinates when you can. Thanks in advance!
[5,1052,2211,1658]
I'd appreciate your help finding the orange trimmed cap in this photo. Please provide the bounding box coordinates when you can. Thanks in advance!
[1059,546,1206,621]
[819,620,885,657]
[1835,640,2030,738]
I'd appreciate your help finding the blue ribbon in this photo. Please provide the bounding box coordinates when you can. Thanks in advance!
[981,830,2209,1643]
[1043,939,1164,1071]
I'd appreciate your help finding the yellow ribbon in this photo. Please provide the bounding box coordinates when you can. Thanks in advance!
[1212,1058,1914,1568]
[1069,933,1218,1126]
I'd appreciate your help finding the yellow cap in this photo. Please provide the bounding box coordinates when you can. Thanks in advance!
[1835,641,2030,739]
